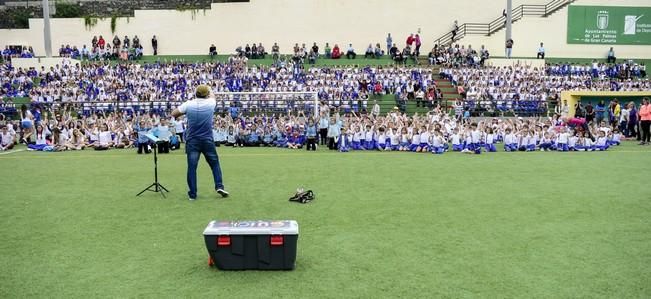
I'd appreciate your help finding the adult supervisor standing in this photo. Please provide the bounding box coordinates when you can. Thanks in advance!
[172,85,229,200]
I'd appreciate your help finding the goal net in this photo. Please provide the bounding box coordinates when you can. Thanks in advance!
[53,92,319,117]
[213,92,319,116]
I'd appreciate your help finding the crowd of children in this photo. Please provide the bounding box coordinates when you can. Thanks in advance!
[1,102,631,154]
[1,53,648,153]
[3,53,649,120]
[0,57,436,111]
[217,108,624,154]
[439,63,649,115]
[0,109,182,153]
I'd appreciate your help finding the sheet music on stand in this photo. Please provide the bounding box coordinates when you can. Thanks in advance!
[145,133,161,144]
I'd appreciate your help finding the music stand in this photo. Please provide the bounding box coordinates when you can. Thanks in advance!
[137,133,169,197]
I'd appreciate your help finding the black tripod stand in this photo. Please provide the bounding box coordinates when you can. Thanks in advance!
[137,141,169,197]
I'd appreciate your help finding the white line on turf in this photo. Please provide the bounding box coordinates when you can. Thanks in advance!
[0,149,26,155]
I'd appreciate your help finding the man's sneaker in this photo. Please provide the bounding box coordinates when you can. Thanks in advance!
[189,196,196,201]
[216,189,229,198]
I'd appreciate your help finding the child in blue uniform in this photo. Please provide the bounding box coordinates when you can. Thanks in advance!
[248,129,261,146]
[575,132,591,151]
[484,127,497,152]
[387,128,400,151]
[594,130,609,151]
[450,128,463,151]
[376,127,388,151]
[430,130,445,154]
[151,118,172,153]
[609,129,621,146]
[418,126,430,152]
[338,127,350,152]
[526,130,537,151]
[262,128,275,146]
[135,120,151,154]
[556,127,569,152]
[539,132,553,151]
[287,130,305,149]
[352,126,363,150]
[409,129,421,152]
[503,128,517,152]
[469,123,481,154]
[568,132,579,151]
[399,128,410,151]
[226,126,238,147]
[363,125,375,150]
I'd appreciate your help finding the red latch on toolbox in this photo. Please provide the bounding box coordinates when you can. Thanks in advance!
[270,235,284,246]
[217,235,231,246]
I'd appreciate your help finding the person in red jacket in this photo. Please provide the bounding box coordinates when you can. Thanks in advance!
[406,34,414,47]
[98,35,106,49]
[331,44,341,59]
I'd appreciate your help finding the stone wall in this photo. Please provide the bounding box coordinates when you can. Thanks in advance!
[74,0,215,17]
[0,7,42,29]
[0,0,249,28]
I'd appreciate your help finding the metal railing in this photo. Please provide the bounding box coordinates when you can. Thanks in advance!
[434,0,576,46]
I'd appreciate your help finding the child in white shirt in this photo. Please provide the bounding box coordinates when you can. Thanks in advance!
[409,128,421,152]
[504,128,517,152]
[568,132,579,151]
[388,128,400,151]
[418,126,430,152]
[556,127,569,152]
[484,127,496,152]
[430,130,445,154]
[595,130,609,151]
[450,128,463,151]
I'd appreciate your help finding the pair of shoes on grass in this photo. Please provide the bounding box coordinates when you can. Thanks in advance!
[189,189,229,201]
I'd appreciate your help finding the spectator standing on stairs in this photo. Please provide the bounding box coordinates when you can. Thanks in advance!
[451,21,459,42]
[503,9,507,25]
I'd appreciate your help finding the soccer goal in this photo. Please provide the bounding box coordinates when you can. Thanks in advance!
[212,92,319,116]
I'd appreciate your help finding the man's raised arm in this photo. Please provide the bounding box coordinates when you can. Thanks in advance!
[171,108,184,119]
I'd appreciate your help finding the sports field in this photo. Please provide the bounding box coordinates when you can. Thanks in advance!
[1,143,650,298]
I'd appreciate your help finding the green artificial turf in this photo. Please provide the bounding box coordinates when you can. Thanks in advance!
[1,142,650,298]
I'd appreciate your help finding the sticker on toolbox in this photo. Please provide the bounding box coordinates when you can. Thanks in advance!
[215,220,292,228]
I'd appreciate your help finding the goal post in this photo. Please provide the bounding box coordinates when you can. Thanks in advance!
[60,92,320,117]
[212,92,319,116]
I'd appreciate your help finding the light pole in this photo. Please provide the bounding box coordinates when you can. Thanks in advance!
[42,0,52,57]
[505,0,512,41]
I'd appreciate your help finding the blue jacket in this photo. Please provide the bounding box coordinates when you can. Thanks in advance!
[306,125,317,137]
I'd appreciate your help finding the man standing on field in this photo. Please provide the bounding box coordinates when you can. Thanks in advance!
[172,85,229,201]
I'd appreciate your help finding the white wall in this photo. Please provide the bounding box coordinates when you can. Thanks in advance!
[462,0,651,59]
[0,0,540,56]
[2,0,648,58]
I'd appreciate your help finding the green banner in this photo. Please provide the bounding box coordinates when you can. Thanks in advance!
[567,5,651,45]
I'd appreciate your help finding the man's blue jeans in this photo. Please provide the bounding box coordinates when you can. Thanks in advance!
[185,139,224,199]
